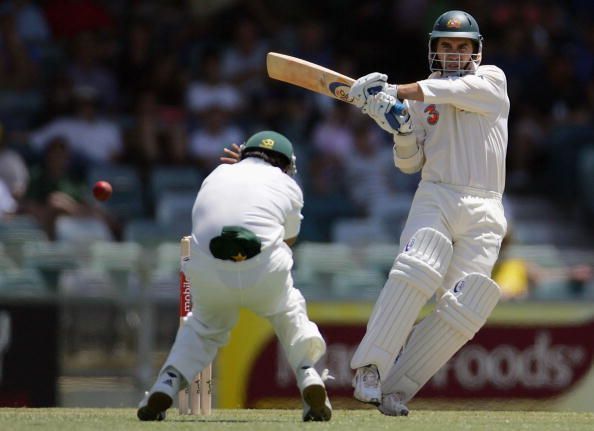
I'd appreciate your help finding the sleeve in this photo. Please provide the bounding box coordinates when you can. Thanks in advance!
[417,66,507,115]
[283,181,304,239]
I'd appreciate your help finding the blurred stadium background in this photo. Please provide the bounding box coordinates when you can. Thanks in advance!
[0,0,593,412]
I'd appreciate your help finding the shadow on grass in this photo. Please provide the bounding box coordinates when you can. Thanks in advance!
[168,419,288,423]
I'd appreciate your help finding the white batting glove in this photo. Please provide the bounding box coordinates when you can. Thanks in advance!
[367,92,413,135]
[348,72,387,108]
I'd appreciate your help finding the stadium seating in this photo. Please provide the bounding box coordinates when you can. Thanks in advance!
[154,191,195,236]
[149,165,202,201]
[54,215,114,244]
[0,223,49,264]
[0,268,49,296]
[123,218,176,248]
[22,241,81,291]
[331,218,386,245]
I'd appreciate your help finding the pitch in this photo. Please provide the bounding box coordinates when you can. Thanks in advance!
[1,409,593,431]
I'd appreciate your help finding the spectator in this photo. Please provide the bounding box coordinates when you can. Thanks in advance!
[493,229,594,301]
[124,90,186,168]
[67,32,118,109]
[293,20,332,68]
[310,104,356,164]
[21,137,116,239]
[186,50,243,117]
[344,124,397,214]
[188,104,243,173]
[0,178,17,218]
[0,8,38,90]
[300,152,359,241]
[0,122,29,200]
[148,52,187,120]
[117,20,155,111]
[30,85,123,166]
[221,19,268,102]
[4,0,51,43]
[506,106,546,192]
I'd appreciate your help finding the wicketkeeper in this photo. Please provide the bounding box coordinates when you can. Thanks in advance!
[348,10,509,416]
[137,131,332,422]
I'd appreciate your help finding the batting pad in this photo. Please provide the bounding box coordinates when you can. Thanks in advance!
[351,228,452,378]
[381,273,501,401]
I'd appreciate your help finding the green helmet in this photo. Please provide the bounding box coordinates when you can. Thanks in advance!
[428,10,483,75]
[241,130,297,175]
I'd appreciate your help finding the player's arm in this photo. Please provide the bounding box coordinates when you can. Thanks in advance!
[396,83,425,102]
[349,81,425,174]
[283,182,303,247]
[415,66,507,114]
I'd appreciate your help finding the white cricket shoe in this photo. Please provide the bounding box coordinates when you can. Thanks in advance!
[296,367,332,422]
[378,392,409,416]
[352,365,381,405]
[137,367,181,421]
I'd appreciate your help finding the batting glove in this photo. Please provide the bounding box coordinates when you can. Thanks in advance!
[367,92,413,135]
[348,72,387,108]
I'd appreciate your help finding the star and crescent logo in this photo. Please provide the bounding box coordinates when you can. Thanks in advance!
[231,252,247,262]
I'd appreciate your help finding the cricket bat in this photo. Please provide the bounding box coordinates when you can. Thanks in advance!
[266,52,406,124]
[266,52,355,103]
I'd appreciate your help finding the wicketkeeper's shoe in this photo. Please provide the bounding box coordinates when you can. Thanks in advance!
[296,367,332,422]
[137,391,167,421]
[137,367,181,421]
[378,392,409,416]
[352,364,381,405]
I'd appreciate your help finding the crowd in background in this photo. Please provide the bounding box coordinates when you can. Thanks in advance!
[0,1,594,297]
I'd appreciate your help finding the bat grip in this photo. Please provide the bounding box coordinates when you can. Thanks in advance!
[366,87,408,130]
[385,104,408,130]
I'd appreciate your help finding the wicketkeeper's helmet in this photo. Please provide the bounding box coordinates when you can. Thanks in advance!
[241,130,297,175]
[428,10,483,75]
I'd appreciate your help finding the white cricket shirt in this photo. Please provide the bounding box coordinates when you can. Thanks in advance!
[191,157,303,255]
[409,65,509,195]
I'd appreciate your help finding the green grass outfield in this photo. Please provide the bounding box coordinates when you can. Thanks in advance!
[0,409,593,431]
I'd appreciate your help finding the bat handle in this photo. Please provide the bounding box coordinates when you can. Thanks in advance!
[366,87,408,130]
[385,104,409,130]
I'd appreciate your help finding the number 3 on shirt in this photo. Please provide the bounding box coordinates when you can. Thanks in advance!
[424,104,440,125]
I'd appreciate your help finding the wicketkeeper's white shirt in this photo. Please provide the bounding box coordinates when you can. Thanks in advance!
[408,65,510,195]
[191,157,303,257]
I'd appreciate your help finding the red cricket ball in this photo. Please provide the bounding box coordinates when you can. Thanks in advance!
[92,180,112,201]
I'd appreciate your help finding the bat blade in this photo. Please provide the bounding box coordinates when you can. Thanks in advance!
[266,52,355,104]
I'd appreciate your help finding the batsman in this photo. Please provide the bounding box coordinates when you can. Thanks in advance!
[349,10,509,415]
[137,131,332,422]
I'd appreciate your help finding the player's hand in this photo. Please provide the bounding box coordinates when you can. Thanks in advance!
[348,72,387,108]
[367,92,413,135]
[220,143,241,164]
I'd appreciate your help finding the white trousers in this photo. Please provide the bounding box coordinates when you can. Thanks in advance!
[400,181,507,295]
[377,181,507,398]
[161,243,326,385]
